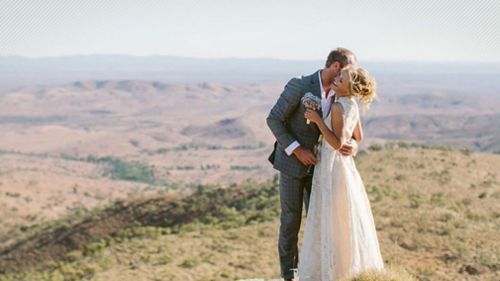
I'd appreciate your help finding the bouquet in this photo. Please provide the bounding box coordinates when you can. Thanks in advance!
[301,92,321,124]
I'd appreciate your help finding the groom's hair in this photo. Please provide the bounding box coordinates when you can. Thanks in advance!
[325,48,356,68]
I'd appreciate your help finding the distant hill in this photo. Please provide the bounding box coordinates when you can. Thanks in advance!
[72,80,170,93]
[363,113,500,152]
[1,145,498,281]
[182,118,257,145]
[0,77,499,189]
[1,55,500,88]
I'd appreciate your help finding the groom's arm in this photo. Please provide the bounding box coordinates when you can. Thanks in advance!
[266,77,303,153]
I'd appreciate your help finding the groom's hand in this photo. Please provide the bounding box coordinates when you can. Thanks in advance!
[293,146,317,166]
[339,141,357,156]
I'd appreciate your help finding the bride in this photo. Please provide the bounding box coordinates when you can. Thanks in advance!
[299,65,384,280]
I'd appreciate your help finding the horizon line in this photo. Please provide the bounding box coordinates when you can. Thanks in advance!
[1,54,500,65]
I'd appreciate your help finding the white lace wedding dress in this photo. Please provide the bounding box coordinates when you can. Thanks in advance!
[298,96,384,280]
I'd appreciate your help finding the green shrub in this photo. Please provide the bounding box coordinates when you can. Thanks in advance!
[75,155,158,184]
[180,257,199,268]
[369,144,383,151]
[408,193,424,209]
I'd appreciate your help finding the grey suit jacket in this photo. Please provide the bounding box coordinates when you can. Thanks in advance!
[266,70,323,178]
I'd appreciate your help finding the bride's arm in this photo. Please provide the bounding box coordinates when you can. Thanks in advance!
[304,103,344,150]
[353,119,363,142]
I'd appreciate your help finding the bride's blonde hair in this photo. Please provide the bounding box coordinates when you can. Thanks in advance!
[342,65,377,108]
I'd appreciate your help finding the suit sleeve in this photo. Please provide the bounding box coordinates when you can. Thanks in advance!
[266,77,303,149]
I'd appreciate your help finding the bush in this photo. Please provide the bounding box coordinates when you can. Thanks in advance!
[180,258,199,268]
[408,193,424,209]
[5,192,20,198]
[230,165,260,171]
[105,159,156,184]
[71,155,158,184]
[460,148,471,156]
[369,144,383,151]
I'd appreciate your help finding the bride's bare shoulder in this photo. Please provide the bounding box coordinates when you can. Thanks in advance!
[330,102,345,116]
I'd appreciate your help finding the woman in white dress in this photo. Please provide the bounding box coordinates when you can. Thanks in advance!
[299,65,384,280]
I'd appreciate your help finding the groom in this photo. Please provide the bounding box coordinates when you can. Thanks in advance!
[266,48,358,281]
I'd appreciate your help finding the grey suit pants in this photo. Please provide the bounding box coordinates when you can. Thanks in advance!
[278,171,312,279]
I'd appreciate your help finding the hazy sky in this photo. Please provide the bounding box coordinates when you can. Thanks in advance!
[1,0,499,62]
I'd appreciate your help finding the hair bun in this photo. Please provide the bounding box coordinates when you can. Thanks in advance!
[345,66,376,108]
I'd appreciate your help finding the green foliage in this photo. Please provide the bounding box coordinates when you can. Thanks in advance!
[230,165,260,171]
[2,146,498,281]
[99,157,156,184]
[475,251,499,271]
[174,180,281,230]
[418,266,436,278]
[200,164,220,170]
[157,254,173,265]
[65,202,88,217]
[22,261,102,281]
[460,148,472,156]
[231,142,266,150]
[84,238,110,257]
[430,192,445,206]
[60,154,159,185]
[5,192,20,198]
[429,169,451,184]
[176,165,195,170]
[408,192,425,209]
[394,173,406,181]
[368,144,383,151]
[129,139,140,147]
[141,142,267,155]
[366,185,400,203]
[180,257,199,268]
[115,226,167,241]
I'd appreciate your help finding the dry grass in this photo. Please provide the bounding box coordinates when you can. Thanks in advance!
[0,152,165,246]
[345,266,417,281]
[0,145,499,281]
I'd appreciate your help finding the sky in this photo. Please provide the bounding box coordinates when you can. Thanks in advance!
[0,0,499,62]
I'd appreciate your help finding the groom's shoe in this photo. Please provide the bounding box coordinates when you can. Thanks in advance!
[283,267,297,280]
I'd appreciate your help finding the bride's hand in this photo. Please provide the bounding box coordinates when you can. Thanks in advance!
[304,109,321,124]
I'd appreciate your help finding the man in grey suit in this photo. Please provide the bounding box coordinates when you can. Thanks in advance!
[266,48,359,281]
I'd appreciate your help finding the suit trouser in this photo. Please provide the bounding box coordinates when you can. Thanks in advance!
[278,172,313,279]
